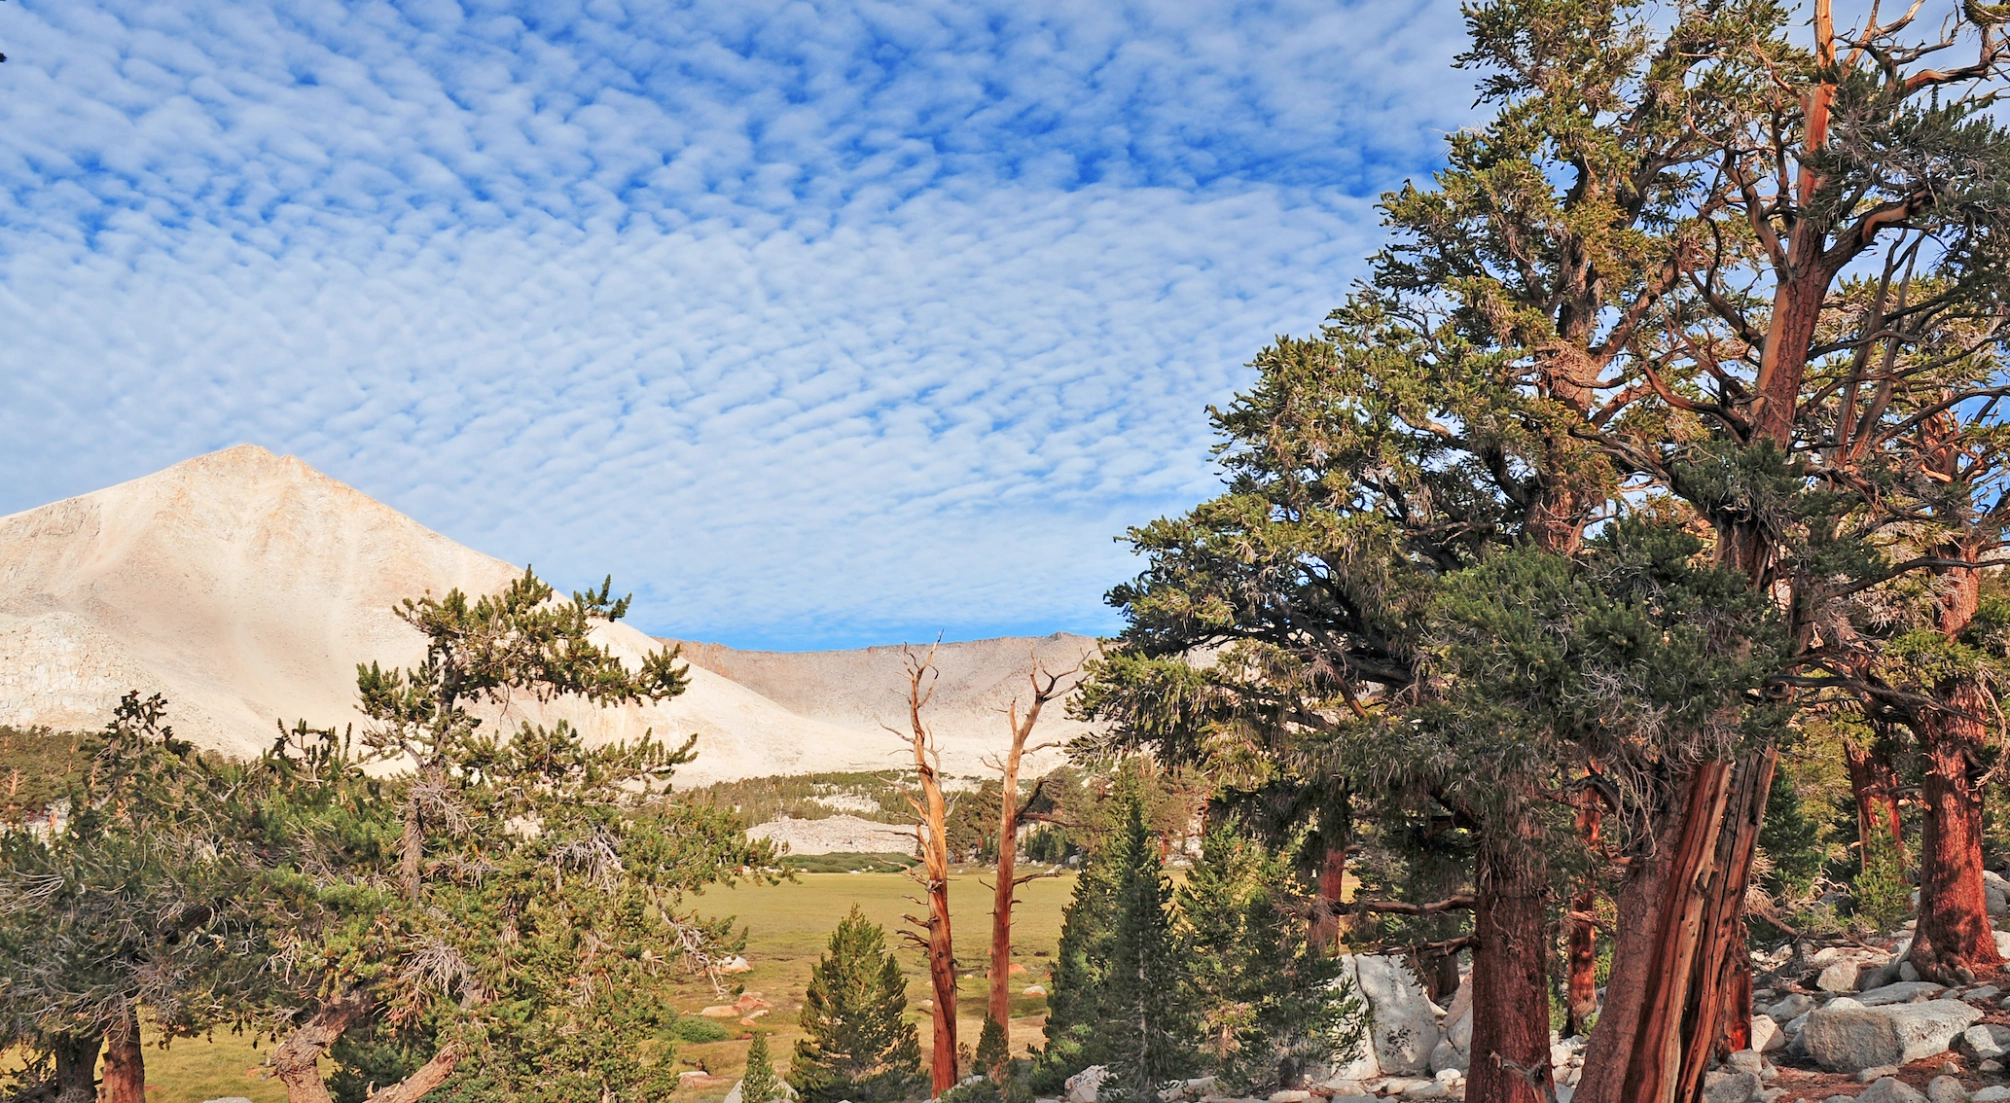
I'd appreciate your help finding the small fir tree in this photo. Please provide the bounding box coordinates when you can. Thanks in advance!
[973,1018,1010,1084]
[790,906,926,1103]
[1100,796,1195,1099]
[742,1033,784,1103]
[1179,823,1361,1092]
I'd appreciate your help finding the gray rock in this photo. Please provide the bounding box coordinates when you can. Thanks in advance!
[1858,982,1949,1006]
[1959,1024,2010,1060]
[1901,961,1924,983]
[1340,955,1440,1077]
[1803,999,1984,1072]
[1724,1050,1764,1075]
[1065,1065,1109,1103]
[1965,985,2001,1003]
[1820,960,1867,992]
[1766,993,1816,1020]
[1859,1078,1929,1103]
[1972,1088,2010,1102]
[1862,1066,1904,1082]
[1984,871,2009,916]
[1427,1038,1466,1075]
[1864,962,1906,992]
[1926,1075,1970,1103]
[1751,1015,1786,1054]
[1703,1070,1762,1103]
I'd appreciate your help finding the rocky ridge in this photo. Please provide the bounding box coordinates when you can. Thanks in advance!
[0,446,1096,785]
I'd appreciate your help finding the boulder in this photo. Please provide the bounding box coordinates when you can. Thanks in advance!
[1766,994,1816,1020]
[1340,954,1440,1077]
[1973,1088,2010,1102]
[1859,1079,1929,1103]
[1925,1075,1970,1103]
[1819,960,1867,992]
[1857,982,1948,1007]
[1065,1066,1108,1103]
[1428,1038,1466,1075]
[1960,1024,2010,1061]
[1996,930,2010,959]
[1750,1015,1786,1054]
[1703,1070,1762,1103]
[1802,998,1984,1072]
[1985,870,2010,916]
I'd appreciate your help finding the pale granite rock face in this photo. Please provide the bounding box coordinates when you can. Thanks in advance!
[0,445,1099,787]
[1802,998,1983,1072]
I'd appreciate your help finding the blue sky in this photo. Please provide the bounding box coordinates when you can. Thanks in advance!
[0,0,1474,650]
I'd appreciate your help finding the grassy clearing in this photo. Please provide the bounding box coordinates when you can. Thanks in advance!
[64,868,1074,1103]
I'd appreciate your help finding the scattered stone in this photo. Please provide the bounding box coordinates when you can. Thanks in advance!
[1024,985,1048,997]
[1267,1091,1311,1102]
[1725,1050,1764,1075]
[1861,1067,1904,1083]
[1859,1078,1929,1103]
[1324,1084,1370,1098]
[1973,1088,2010,1102]
[1926,1075,1971,1103]
[1820,960,1867,992]
[1702,1070,1762,1103]
[1963,1024,2009,1061]
[1802,998,1984,1072]
[1984,1060,2005,1073]
[1427,1039,1465,1076]
[717,955,753,974]
[700,1004,740,1017]
[1966,985,2001,1003]
[1767,993,1816,1019]
[1900,961,1923,983]
[1858,982,1949,1007]
[1065,1065,1109,1103]
[1751,1015,1786,1054]
[1985,870,2010,917]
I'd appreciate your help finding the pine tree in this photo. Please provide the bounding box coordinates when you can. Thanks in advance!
[742,1033,784,1103]
[1101,797,1193,1100]
[790,906,926,1103]
[973,1018,1010,1084]
[1179,823,1360,1092]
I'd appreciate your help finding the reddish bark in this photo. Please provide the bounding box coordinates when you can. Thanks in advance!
[988,663,1069,1037]
[1565,800,1603,1038]
[1463,831,1554,1103]
[1574,762,1731,1103]
[899,647,960,1093]
[1675,753,1776,1101]
[1312,844,1348,951]
[101,1001,145,1103]
[1844,735,1905,869]
[1909,678,2006,983]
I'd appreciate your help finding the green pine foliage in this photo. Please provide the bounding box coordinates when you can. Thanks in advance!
[742,1033,785,1103]
[1035,792,1197,1101]
[789,906,926,1103]
[974,1017,1010,1083]
[1180,823,1362,1092]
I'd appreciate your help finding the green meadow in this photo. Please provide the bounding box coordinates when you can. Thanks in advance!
[80,869,1076,1103]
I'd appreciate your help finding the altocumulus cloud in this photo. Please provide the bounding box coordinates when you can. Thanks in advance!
[0,0,1474,649]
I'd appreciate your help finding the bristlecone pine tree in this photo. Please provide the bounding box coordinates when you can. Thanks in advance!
[789,906,926,1103]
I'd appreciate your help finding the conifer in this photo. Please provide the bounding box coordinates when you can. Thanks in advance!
[742,1033,784,1103]
[790,906,926,1103]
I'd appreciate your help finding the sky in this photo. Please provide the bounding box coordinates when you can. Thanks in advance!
[0,0,1476,651]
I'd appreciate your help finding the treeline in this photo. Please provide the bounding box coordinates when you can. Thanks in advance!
[0,570,768,1103]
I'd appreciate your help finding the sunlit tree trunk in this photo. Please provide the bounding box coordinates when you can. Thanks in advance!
[100,1000,145,1103]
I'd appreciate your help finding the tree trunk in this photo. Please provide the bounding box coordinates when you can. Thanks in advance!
[989,779,1020,1035]
[1565,800,1603,1038]
[101,1000,146,1103]
[272,992,371,1103]
[1464,826,1554,1103]
[1574,762,1731,1103]
[1909,679,2005,984]
[51,1032,99,1103]
[1844,735,1905,870]
[1674,752,1776,1103]
[900,646,959,1095]
[1312,843,1348,951]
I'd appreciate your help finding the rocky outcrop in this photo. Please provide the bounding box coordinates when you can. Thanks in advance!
[1801,997,1982,1072]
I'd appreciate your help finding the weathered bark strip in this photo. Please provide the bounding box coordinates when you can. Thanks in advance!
[101,999,146,1103]
[1574,762,1731,1103]
[1675,752,1777,1102]
[896,645,960,1094]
